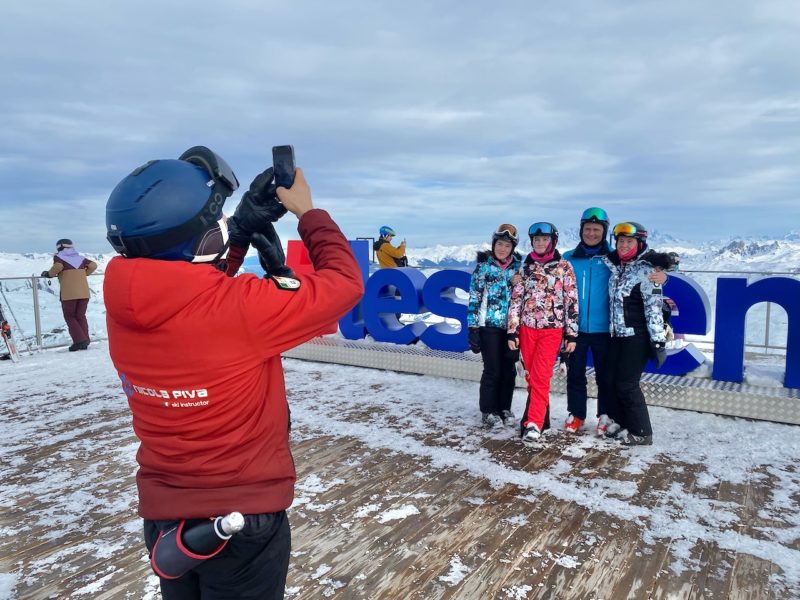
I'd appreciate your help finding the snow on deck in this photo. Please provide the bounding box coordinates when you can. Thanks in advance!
[0,343,798,599]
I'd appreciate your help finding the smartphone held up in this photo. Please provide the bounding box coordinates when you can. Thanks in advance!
[272,145,295,189]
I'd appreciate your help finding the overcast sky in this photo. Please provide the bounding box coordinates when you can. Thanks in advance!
[3,1,800,253]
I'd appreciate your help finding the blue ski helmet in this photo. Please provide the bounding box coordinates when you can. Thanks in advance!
[106,146,239,262]
[379,225,396,237]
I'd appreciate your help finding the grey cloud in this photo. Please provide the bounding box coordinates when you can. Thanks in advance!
[2,1,800,251]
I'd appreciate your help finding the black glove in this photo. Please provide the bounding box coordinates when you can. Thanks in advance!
[468,328,481,353]
[227,167,288,248]
[40,271,49,278]
[251,228,295,278]
[666,252,680,272]
[651,341,667,368]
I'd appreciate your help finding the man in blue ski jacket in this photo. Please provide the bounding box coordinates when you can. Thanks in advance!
[562,208,666,436]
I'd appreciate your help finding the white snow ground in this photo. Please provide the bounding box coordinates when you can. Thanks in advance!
[0,342,799,598]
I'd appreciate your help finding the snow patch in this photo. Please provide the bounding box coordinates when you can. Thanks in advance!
[438,555,470,586]
[376,504,420,523]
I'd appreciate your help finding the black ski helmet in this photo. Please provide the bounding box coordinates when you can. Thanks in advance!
[528,222,559,247]
[579,207,610,242]
[491,223,519,251]
[612,221,649,253]
[105,146,239,262]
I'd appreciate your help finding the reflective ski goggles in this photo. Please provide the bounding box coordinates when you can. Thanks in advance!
[580,207,609,224]
[179,146,240,197]
[528,222,556,237]
[494,224,519,244]
[612,222,644,238]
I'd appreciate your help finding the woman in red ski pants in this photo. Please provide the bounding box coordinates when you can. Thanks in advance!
[507,222,579,446]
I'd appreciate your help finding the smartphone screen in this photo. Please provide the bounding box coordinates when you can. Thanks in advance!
[272,145,295,189]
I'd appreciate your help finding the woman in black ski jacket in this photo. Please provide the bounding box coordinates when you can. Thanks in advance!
[602,222,676,446]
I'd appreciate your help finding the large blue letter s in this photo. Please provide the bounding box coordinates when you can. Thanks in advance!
[420,269,471,352]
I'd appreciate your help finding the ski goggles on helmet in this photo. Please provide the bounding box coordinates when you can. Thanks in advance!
[612,222,647,239]
[528,222,556,237]
[580,207,609,225]
[179,146,240,197]
[493,224,519,244]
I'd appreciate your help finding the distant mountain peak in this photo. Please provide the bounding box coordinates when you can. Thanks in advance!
[716,240,780,258]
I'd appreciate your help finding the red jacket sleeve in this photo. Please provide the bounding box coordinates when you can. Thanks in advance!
[225,244,248,276]
[234,209,364,358]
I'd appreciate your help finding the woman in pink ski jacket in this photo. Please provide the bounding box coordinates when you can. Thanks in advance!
[507,222,578,446]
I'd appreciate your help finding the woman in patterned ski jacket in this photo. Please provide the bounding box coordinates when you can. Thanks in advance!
[601,221,674,446]
[507,222,578,445]
[467,224,523,428]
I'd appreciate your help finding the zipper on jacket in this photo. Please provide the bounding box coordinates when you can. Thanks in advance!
[610,263,622,337]
[586,259,593,332]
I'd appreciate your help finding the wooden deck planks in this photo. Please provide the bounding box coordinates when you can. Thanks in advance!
[3,385,798,599]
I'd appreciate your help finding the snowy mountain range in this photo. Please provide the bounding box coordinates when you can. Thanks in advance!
[404,230,800,274]
[1,230,798,278]
[0,231,795,371]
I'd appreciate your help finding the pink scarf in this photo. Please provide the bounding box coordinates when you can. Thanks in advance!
[617,246,638,263]
[528,250,555,264]
[493,256,513,269]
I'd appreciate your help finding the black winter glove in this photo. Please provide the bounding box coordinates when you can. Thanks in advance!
[40,271,49,278]
[251,228,295,278]
[666,252,680,272]
[651,341,667,368]
[506,332,520,361]
[468,328,481,353]
[227,166,288,248]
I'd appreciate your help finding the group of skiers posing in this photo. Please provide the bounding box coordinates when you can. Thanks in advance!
[467,208,677,447]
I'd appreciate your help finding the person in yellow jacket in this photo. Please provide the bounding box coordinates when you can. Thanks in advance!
[373,225,407,268]
[41,239,97,351]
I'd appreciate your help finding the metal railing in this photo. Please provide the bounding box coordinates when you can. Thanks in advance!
[0,269,794,356]
[0,274,106,352]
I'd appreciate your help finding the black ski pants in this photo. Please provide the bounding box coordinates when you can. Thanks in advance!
[144,510,290,600]
[606,333,653,437]
[566,332,612,420]
[478,326,517,416]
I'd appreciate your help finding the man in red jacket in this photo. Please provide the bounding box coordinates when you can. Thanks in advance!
[104,147,363,599]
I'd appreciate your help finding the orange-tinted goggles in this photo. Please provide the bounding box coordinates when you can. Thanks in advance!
[612,222,639,238]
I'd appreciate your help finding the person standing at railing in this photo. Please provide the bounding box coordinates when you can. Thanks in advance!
[467,224,523,428]
[103,146,363,600]
[507,222,579,446]
[40,239,97,352]
[562,208,667,436]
